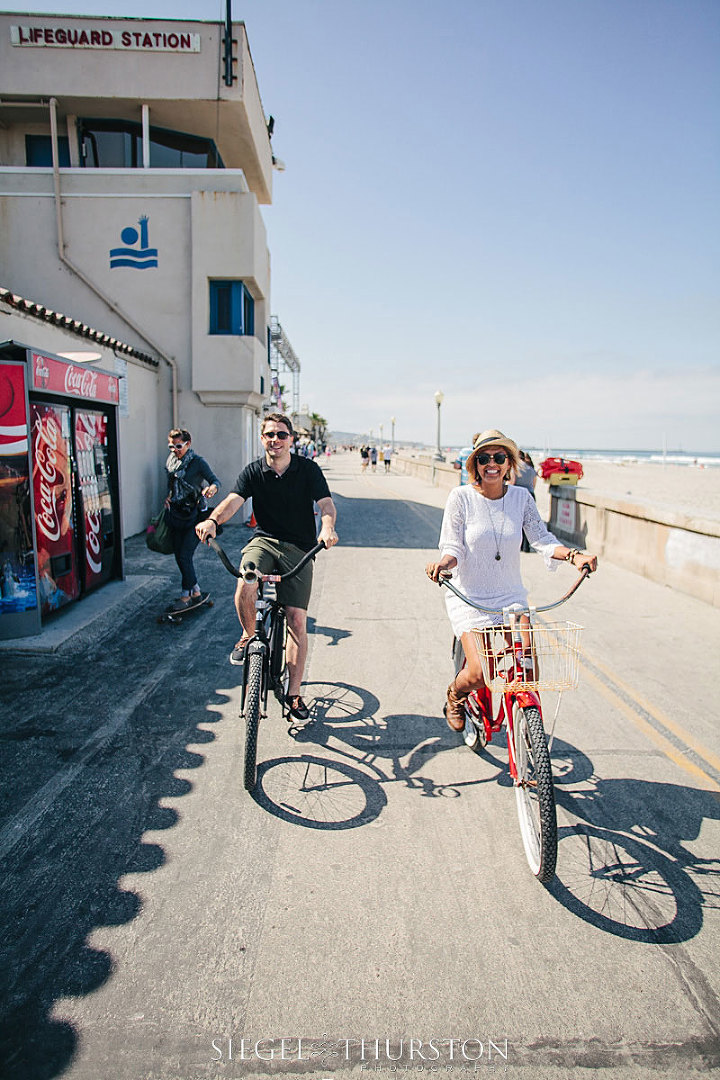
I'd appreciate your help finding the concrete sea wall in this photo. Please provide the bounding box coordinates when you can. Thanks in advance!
[547,485,720,608]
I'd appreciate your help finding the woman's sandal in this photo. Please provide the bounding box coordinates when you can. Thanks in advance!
[286,695,310,722]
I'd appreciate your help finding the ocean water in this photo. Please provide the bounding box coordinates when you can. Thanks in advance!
[525,449,720,468]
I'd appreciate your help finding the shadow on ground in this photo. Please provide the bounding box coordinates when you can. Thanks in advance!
[329,493,442,548]
[548,737,720,943]
[0,533,240,1079]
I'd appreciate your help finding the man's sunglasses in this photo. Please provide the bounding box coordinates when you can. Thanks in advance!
[475,451,508,465]
[169,441,187,450]
[262,430,291,440]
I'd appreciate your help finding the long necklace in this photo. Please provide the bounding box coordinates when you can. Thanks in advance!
[484,490,506,561]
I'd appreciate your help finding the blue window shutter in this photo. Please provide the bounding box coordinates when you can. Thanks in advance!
[209,281,254,335]
[242,285,254,336]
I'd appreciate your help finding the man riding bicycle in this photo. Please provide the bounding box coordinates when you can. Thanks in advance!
[196,413,338,720]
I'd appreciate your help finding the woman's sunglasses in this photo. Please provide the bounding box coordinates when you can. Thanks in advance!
[476,451,508,465]
[262,430,291,440]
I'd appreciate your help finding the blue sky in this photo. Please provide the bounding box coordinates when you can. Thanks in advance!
[4,0,719,449]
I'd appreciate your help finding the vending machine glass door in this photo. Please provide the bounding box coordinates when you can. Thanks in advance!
[74,408,115,590]
[30,401,80,613]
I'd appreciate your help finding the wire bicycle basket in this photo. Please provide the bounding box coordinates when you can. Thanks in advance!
[472,621,583,693]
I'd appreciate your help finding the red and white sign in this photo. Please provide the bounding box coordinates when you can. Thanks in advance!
[0,363,28,457]
[557,498,576,534]
[31,353,119,405]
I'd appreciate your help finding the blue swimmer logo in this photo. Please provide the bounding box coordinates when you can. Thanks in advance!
[110,215,158,269]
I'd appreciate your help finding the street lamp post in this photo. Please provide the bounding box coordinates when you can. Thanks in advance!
[379,423,384,446]
[391,416,396,453]
[433,391,444,461]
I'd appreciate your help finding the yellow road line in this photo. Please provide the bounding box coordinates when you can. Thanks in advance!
[586,652,720,776]
[582,665,720,794]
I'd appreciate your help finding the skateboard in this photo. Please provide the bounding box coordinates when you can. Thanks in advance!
[157,591,213,624]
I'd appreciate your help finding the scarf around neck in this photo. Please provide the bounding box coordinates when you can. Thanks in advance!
[166,446,196,476]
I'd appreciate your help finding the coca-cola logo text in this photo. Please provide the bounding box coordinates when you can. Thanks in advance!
[75,411,99,448]
[85,508,102,574]
[33,414,66,543]
[75,411,106,577]
[65,365,99,399]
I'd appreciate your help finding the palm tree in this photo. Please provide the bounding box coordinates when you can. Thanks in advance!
[309,412,327,446]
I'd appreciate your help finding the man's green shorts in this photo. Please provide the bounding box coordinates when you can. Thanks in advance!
[240,536,314,610]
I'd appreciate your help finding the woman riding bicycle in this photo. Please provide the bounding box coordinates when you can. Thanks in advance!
[425,429,597,731]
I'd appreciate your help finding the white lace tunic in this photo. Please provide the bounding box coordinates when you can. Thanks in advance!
[439,484,560,635]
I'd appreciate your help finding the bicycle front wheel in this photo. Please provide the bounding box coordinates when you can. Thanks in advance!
[513,703,557,882]
[453,637,487,754]
[270,610,289,706]
[243,652,264,791]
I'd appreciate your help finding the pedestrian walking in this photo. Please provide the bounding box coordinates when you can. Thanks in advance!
[383,443,393,473]
[164,428,220,609]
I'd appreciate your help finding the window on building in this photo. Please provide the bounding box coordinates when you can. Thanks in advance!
[209,281,255,336]
[26,134,70,166]
[78,119,223,169]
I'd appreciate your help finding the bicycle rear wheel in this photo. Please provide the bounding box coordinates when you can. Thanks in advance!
[243,652,264,791]
[513,703,557,882]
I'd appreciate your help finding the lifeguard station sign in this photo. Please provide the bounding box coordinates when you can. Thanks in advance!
[10,24,201,52]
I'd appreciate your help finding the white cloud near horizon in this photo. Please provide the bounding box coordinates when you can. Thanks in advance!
[326,366,720,452]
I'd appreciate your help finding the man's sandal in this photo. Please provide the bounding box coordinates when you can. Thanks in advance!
[229,634,251,666]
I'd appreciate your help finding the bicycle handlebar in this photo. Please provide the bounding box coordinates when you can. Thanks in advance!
[208,538,326,581]
[438,565,590,615]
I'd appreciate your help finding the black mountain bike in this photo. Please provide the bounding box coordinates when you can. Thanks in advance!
[209,537,325,790]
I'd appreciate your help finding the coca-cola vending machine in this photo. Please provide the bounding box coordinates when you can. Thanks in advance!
[0,341,122,639]
[0,357,39,640]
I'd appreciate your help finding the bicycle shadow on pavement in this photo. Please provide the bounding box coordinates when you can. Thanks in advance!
[253,681,492,829]
[547,737,720,943]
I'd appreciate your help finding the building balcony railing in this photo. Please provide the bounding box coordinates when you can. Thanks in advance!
[0,165,250,197]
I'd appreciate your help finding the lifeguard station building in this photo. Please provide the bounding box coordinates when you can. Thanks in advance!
[0,11,274,543]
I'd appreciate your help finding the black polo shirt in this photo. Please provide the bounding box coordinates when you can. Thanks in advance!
[232,454,332,551]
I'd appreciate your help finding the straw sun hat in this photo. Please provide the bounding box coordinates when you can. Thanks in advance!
[466,428,520,481]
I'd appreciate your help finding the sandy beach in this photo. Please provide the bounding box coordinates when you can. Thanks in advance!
[535,460,720,522]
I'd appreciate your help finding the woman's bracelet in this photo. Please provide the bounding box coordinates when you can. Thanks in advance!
[564,548,582,563]
[208,517,219,531]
